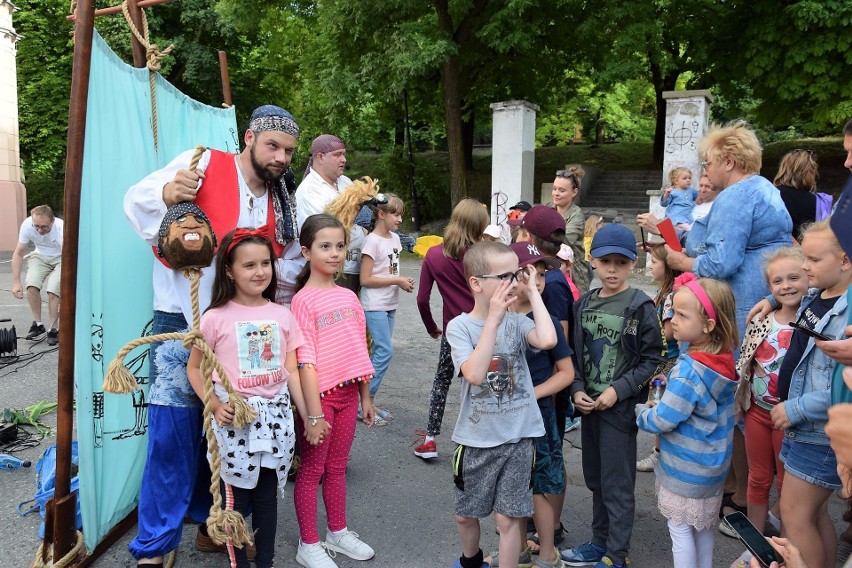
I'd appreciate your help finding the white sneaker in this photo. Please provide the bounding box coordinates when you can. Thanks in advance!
[636,450,658,472]
[324,528,375,560]
[296,540,339,568]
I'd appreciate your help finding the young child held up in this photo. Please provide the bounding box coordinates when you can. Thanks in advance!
[359,192,414,424]
[635,276,740,568]
[290,214,377,568]
[187,229,306,568]
[561,223,664,568]
[660,167,698,234]
[445,241,557,568]
[735,247,806,536]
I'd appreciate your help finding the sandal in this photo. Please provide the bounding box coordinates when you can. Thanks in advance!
[719,492,747,518]
[372,415,389,427]
[375,408,394,421]
[526,535,541,554]
[526,522,565,554]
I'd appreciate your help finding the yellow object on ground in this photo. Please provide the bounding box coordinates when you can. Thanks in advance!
[413,235,443,258]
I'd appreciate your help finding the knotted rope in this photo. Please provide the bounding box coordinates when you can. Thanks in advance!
[121,0,174,152]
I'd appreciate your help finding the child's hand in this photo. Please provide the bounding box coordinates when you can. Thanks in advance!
[662,186,673,199]
[572,391,596,414]
[770,403,792,430]
[747,298,774,322]
[213,400,235,426]
[595,386,618,411]
[305,420,329,446]
[398,276,415,293]
[522,265,540,297]
[429,330,442,339]
[361,399,376,427]
[487,278,517,323]
[650,373,667,387]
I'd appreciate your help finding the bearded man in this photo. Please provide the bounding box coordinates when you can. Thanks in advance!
[123,105,300,566]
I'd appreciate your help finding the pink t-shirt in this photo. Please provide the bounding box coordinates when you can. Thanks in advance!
[291,285,375,394]
[290,286,375,393]
[199,300,304,399]
[360,231,402,311]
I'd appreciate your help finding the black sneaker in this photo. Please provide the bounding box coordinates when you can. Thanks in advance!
[47,329,59,346]
[26,322,46,340]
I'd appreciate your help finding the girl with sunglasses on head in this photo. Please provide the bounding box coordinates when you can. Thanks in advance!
[548,166,590,293]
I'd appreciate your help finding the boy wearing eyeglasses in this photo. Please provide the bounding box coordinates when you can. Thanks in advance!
[11,204,63,346]
[445,240,556,568]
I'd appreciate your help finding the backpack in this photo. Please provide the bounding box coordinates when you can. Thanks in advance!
[815,192,833,221]
[17,442,82,537]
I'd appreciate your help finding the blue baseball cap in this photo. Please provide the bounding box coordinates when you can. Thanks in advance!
[590,224,637,261]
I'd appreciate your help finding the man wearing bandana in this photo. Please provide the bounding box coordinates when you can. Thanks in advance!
[295,134,353,232]
[124,105,300,566]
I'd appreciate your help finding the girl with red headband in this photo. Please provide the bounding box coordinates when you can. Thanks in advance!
[187,227,308,568]
[636,276,739,568]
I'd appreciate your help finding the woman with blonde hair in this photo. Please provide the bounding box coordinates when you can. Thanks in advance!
[774,149,831,241]
[548,166,591,292]
[412,198,489,459]
[663,121,793,337]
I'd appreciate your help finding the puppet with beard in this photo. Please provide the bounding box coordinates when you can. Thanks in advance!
[156,201,217,270]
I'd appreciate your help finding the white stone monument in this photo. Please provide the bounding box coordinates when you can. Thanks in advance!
[646,89,714,239]
[0,0,25,252]
[490,100,539,243]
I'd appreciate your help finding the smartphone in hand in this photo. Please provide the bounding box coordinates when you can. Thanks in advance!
[789,321,832,342]
[723,511,783,567]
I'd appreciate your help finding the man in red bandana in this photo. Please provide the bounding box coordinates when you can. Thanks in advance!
[124,105,300,566]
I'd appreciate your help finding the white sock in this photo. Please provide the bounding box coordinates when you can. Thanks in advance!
[330,527,347,536]
[35,321,43,326]
[767,511,781,531]
[425,435,435,443]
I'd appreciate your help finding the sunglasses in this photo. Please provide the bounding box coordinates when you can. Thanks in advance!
[555,170,576,180]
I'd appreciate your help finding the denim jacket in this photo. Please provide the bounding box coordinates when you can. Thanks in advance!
[783,288,848,445]
[688,175,792,335]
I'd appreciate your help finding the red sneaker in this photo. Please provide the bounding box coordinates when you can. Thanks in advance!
[412,430,438,459]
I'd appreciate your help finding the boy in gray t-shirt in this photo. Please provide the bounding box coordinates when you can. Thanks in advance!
[445,241,556,568]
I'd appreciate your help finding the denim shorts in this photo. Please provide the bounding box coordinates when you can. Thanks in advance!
[533,404,564,495]
[779,437,842,490]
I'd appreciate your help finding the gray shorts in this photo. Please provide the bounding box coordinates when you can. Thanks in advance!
[453,439,534,519]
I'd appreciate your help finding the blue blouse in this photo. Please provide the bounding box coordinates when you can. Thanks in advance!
[688,175,792,336]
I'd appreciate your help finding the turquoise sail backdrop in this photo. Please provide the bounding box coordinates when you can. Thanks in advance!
[75,30,237,551]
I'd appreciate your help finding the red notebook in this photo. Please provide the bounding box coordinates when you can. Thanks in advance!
[656,219,682,252]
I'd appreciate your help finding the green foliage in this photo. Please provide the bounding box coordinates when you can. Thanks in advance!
[716,0,852,130]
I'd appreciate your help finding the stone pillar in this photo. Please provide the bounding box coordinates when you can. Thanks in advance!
[0,0,25,251]
[646,89,714,240]
[490,100,539,243]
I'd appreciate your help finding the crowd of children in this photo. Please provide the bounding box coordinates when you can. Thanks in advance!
[176,159,852,568]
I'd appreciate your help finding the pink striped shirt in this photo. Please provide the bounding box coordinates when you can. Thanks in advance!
[291,285,374,394]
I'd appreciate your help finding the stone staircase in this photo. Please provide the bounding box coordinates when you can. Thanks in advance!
[580,170,663,222]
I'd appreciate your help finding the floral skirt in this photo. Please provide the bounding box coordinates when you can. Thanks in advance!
[656,479,722,531]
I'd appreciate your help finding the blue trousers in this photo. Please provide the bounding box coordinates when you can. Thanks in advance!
[129,311,212,560]
[365,309,396,398]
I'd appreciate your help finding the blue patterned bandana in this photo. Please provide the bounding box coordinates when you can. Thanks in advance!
[248,105,300,140]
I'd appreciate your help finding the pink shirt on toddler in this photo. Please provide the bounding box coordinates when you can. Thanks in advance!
[291,286,375,395]
[199,300,304,399]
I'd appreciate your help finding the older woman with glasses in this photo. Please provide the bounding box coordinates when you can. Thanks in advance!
[548,166,591,293]
[774,148,831,241]
[664,121,792,338]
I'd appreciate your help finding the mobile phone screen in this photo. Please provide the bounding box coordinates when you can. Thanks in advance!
[789,321,832,342]
[724,512,782,567]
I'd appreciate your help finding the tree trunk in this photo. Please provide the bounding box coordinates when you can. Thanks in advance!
[462,109,474,171]
[441,54,467,206]
[650,62,679,169]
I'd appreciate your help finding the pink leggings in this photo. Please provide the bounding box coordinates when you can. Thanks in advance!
[294,383,359,544]
[744,404,785,504]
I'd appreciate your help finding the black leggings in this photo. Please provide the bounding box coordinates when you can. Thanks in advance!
[223,467,278,568]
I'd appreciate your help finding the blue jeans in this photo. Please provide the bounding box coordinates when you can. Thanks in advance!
[365,309,395,398]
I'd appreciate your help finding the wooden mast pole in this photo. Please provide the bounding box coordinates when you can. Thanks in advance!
[53,0,94,561]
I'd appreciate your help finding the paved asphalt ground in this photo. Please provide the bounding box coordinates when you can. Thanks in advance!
[0,251,847,567]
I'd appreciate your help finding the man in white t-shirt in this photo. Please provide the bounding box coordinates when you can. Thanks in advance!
[295,134,353,232]
[11,205,63,346]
